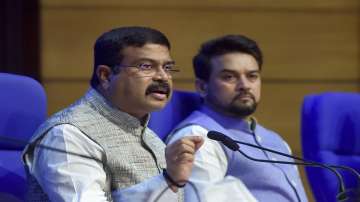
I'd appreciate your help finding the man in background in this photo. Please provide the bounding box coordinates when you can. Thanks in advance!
[167,35,308,202]
[23,26,203,202]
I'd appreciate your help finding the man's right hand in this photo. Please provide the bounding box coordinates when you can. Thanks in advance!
[164,136,204,191]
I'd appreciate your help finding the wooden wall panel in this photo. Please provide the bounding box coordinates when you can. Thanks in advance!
[41,0,359,10]
[44,82,89,114]
[41,9,359,81]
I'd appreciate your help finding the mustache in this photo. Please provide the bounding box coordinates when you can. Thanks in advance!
[233,91,255,101]
[145,81,171,96]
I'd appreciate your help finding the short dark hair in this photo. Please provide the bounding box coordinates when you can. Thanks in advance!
[193,35,263,81]
[90,26,171,88]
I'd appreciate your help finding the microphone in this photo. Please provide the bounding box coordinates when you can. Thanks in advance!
[207,131,239,151]
[207,131,356,202]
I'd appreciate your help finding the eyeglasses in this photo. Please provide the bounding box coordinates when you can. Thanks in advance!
[114,62,180,77]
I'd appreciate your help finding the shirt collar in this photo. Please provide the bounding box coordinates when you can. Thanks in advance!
[200,105,257,133]
[85,88,150,129]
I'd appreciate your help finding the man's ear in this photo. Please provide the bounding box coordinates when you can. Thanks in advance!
[96,65,112,89]
[195,78,208,98]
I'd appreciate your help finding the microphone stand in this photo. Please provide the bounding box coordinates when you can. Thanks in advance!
[207,131,353,202]
[235,148,347,202]
[233,139,360,181]
[232,139,360,201]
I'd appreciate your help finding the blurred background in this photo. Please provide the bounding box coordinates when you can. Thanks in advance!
[1,0,359,201]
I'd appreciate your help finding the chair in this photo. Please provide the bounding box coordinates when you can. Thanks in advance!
[148,90,202,140]
[301,92,360,202]
[0,73,47,202]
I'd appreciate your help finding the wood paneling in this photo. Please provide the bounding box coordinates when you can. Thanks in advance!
[44,81,89,115]
[41,0,359,11]
[41,9,359,80]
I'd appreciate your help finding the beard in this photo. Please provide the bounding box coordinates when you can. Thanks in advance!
[207,92,258,118]
[227,97,257,117]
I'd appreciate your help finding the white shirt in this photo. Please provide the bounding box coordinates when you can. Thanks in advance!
[25,124,177,202]
[167,125,258,202]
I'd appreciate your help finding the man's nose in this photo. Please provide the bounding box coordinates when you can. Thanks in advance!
[153,67,170,80]
[236,76,251,90]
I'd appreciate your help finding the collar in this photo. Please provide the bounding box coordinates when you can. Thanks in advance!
[84,88,150,129]
[200,105,257,133]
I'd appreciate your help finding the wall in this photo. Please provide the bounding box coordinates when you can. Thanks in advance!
[40,1,360,201]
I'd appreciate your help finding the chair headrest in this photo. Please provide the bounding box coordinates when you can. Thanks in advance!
[302,92,360,154]
[0,73,47,150]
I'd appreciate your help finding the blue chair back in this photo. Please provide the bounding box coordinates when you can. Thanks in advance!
[301,92,360,202]
[0,73,47,201]
[148,90,201,140]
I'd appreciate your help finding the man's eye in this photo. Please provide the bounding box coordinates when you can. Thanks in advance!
[138,63,153,70]
[221,74,236,81]
[248,74,259,80]
[163,64,175,71]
